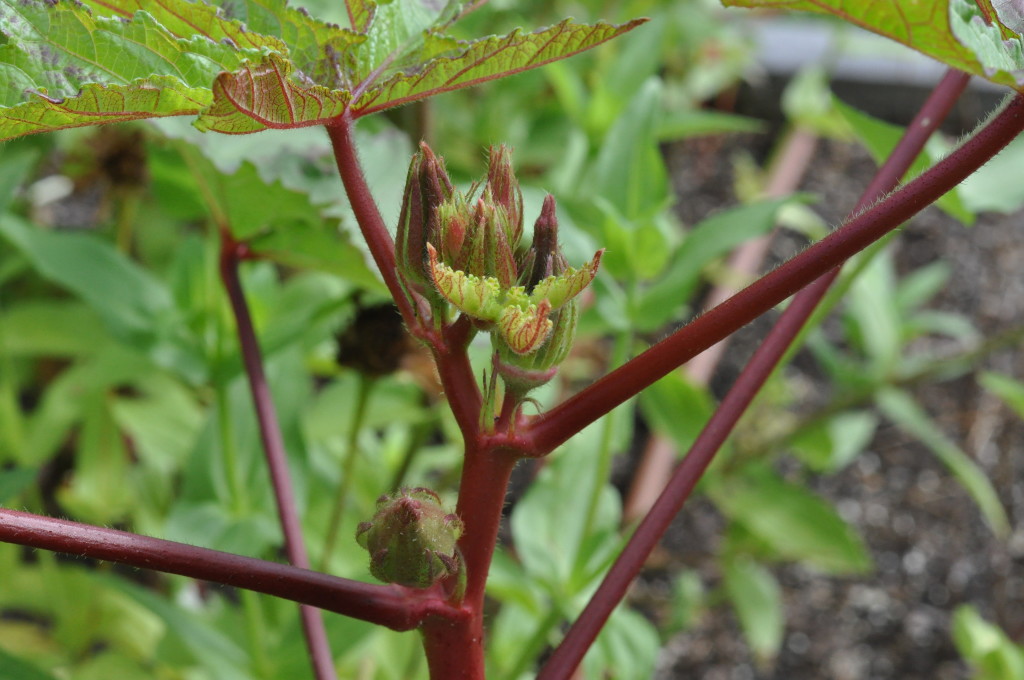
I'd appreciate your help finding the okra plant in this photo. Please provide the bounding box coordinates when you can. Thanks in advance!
[1,0,1023,678]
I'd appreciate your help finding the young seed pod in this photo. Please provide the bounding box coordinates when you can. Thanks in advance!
[355,487,463,589]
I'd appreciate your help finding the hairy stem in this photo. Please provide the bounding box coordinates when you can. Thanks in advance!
[538,69,974,679]
[526,89,1024,456]
[0,507,447,630]
[219,235,337,680]
[326,115,418,329]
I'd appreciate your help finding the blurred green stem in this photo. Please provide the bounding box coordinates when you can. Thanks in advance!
[320,373,375,572]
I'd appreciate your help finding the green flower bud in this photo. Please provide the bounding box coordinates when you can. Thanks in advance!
[395,143,455,300]
[493,196,600,397]
[356,487,463,590]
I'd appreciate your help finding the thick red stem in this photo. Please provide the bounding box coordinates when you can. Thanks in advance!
[538,70,974,680]
[219,236,337,680]
[0,508,448,630]
[526,90,1024,457]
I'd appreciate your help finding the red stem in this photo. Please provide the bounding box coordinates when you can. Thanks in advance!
[325,115,419,329]
[538,70,974,679]
[525,89,1024,457]
[219,236,337,680]
[418,443,517,680]
[0,508,451,630]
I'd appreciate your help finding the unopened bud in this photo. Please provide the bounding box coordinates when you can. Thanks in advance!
[396,143,455,297]
[356,487,463,589]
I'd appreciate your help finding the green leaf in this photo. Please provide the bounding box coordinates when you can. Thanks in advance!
[950,0,1024,87]
[351,18,648,117]
[632,197,794,331]
[789,411,878,473]
[833,97,973,224]
[89,572,250,680]
[723,556,784,663]
[82,0,362,85]
[711,466,872,574]
[0,302,108,357]
[722,0,1024,91]
[0,1,267,140]
[979,371,1024,420]
[952,605,1024,680]
[638,372,716,454]
[0,217,174,342]
[77,0,288,52]
[584,607,661,680]
[586,77,667,222]
[0,647,59,680]
[876,388,1010,537]
[169,142,381,290]
[194,53,353,133]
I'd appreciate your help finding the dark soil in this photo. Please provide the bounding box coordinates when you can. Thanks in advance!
[645,92,1024,679]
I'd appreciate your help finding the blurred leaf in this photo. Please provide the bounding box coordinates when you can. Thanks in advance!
[0,467,38,504]
[586,77,668,222]
[844,248,901,373]
[895,260,951,312]
[723,556,784,664]
[173,144,383,291]
[0,647,59,680]
[790,411,878,473]
[0,216,175,343]
[0,302,108,358]
[711,466,872,574]
[510,424,623,598]
[632,197,794,331]
[0,147,39,211]
[952,605,1024,680]
[980,371,1024,420]
[666,570,705,635]
[959,134,1024,213]
[833,98,973,223]
[90,573,250,680]
[56,399,134,524]
[639,372,716,455]
[583,606,660,680]
[722,0,1024,91]
[876,388,1009,537]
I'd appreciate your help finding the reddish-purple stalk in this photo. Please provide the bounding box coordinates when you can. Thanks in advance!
[0,507,451,630]
[0,73,1018,680]
[536,69,974,679]
[523,91,1024,456]
[218,233,337,680]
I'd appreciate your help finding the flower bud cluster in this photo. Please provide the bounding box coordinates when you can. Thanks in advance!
[396,143,602,396]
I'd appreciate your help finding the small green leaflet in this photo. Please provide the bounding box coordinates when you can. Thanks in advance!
[0,0,645,140]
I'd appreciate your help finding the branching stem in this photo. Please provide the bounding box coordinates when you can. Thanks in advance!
[525,89,1024,457]
[537,69,977,680]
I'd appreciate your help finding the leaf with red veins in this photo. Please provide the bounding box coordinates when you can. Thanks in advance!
[351,17,648,117]
[78,0,287,52]
[498,298,554,355]
[346,0,377,34]
[529,250,603,310]
[1,77,211,142]
[428,244,505,322]
[722,0,1024,91]
[195,53,352,134]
